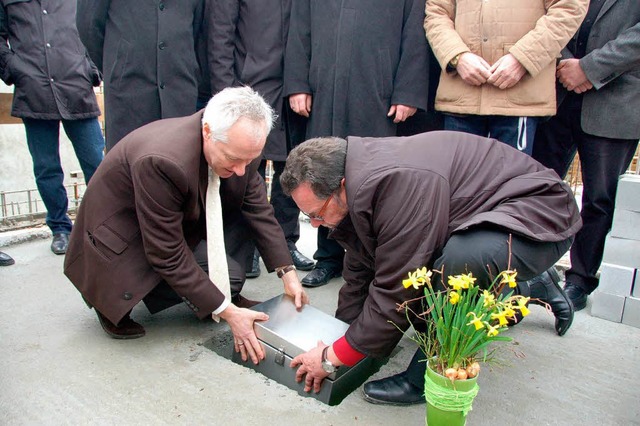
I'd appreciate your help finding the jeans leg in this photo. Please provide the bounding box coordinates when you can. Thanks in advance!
[22,118,72,234]
[62,118,105,184]
[443,114,488,137]
[489,116,538,156]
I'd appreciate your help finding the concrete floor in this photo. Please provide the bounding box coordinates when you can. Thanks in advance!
[1,220,639,425]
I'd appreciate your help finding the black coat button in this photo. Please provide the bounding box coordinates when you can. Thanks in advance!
[159,3,165,10]
[123,292,133,300]
[159,42,166,50]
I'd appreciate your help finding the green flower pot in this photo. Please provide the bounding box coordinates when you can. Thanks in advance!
[425,364,479,426]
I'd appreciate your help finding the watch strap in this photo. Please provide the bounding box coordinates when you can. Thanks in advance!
[276,264,296,278]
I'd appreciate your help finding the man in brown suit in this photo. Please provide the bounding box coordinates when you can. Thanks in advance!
[64,87,307,364]
[280,132,580,403]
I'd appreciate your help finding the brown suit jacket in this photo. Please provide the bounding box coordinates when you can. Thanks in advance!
[64,111,291,324]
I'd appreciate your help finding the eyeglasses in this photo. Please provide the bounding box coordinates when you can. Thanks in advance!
[301,194,333,221]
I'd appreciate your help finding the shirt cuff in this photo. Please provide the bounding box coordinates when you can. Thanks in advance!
[332,336,366,367]
[212,298,231,316]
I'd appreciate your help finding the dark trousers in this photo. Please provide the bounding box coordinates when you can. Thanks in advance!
[259,159,301,246]
[533,102,638,294]
[405,227,572,389]
[22,118,104,234]
[143,220,254,314]
[444,114,538,156]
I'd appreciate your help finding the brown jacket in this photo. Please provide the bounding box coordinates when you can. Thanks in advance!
[331,131,582,357]
[425,0,588,117]
[64,112,291,324]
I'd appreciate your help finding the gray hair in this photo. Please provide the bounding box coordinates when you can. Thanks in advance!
[280,137,347,198]
[202,86,275,143]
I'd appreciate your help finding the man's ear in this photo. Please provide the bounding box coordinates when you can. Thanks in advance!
[202,122,211,141]
[340,177,346,188]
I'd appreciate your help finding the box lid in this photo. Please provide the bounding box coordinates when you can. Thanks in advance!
[252,294,349,359]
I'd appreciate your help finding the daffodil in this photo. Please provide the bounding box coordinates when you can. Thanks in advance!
[514,296,531,317]
[487,324,500,337]
[449,291,460,305]
[490,310,510,326]
[402,267,432,289]
[449,273,476,291]
[502,304,517,320]
[500,270,518,288]
[467,312,485,330]
[482,290,495,308]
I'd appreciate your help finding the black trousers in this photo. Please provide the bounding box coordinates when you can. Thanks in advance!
[405,227,572,389]
[533,102,638,294]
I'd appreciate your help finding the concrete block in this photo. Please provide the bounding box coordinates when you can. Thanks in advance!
[633,273,640,298]
[591,291,626,323]
[598,263,636,296]
[611,209,640,240]
[621,297,640,329]
[602,236,640,269]
[615,175,640,212]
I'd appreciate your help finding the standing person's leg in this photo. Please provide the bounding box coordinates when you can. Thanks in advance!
[61,118,105,184]
[489,116,538,156]
[363,227,572,405]
[443,114,488,137]
[301,227,344,287]
[271,160,314,270]
[532,102,579,177]
[563,135,639,310]
[22,118,72,254]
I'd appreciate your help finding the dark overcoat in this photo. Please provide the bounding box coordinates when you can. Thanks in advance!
[0,0,100,120]
[283,0,429,138]
[76,0,206,150]
[63,112,292,325]
[331,131,582,357]
[209,0,291,161]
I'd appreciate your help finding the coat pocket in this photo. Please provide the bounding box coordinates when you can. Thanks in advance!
[504,43,554,107]
[87,223,129,261]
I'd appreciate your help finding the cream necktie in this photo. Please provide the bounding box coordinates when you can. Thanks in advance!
[206,169,230,322]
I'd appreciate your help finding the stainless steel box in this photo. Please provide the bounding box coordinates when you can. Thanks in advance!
[230,294,388,405]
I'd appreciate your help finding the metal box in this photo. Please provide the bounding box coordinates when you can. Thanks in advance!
[230,294,388,405]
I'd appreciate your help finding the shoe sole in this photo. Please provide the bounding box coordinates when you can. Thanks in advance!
[0,259,15,266]
[96,315,145,340]
[362,390,424,406]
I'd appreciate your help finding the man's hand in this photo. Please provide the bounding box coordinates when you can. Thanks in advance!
[456,52,492,86]
[387,104,417,123]
[281,269,309,308]
[218,304,269,365]
[289,93,312,117]
[290,341,331,393]
[557,59,593,93]
[487,53,527,89]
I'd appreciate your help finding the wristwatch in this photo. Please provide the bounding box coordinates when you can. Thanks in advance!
[449,53,462,69]
[276,264,296,278]
[321,346,338,374]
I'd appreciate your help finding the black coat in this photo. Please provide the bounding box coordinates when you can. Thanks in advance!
[76,0,206,150]
[209,0,291,161]
[0,0,100,120]
[283,0,429,139]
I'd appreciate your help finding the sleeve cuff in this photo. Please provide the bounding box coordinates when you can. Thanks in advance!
[333,336,366,367]
[212,298,231,315]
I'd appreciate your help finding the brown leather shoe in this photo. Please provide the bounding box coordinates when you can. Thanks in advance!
[232,294,262,309]
[95,310,145,339]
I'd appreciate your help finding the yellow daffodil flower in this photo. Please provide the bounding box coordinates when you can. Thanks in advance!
[449,291,460,305]
[448,273,476,291]
[500,270,518,288]
[514,296,531,317]
[482,290,495,308]
[491,310,510,326]
[403,267,433,289]
[467,312,485,330]
[503,305,517,320]
[487,324,500,337]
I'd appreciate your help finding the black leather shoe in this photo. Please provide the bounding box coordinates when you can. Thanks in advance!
[564,283,588,312]
[362,372,424,406]
[246,251,261,279]
[0,251,15,266]
[96,310,145,339]
[51,233,69,255]
[527,267,574,336]
[301,266,341,287]
[289,248,315,271]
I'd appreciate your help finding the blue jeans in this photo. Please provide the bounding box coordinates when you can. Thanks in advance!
[444,114,538,155]
[23,118,104,234]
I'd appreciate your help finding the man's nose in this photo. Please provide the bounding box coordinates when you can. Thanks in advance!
[232,164,246,176]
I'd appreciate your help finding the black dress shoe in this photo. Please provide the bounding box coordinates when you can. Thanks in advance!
[362,372,424,406]
[51,233,69,255]
[564,283,588,311]
[232,294,262,309]
[301,266,341,288]
[246,251,261,279]
[0,251,15,266]
[289,248,315,271]
[527,267,574,336]
[95,310,145,339]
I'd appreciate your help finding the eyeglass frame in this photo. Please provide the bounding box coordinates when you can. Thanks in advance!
[301,193,334,222]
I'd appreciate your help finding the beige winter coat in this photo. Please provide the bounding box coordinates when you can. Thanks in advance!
[425,0,588,117]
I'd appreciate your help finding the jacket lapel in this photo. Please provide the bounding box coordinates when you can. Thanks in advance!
[597,0,617,21]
